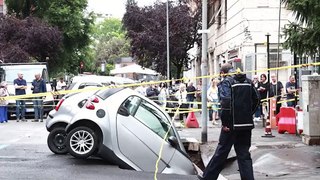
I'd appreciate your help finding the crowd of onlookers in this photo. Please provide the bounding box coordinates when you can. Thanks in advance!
[252,73,299,122]
[133,73,299,125]
[134,79,221,125]
[0,73,49,123]
[0,71,299,124]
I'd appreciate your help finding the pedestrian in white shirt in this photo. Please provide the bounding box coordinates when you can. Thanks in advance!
[56,78,66,91]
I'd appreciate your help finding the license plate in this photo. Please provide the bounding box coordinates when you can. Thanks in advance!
[26,108,34,113]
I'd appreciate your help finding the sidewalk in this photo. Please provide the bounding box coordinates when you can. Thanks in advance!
[177,112,320,179]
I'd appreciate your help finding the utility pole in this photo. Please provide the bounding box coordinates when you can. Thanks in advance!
[201,0,208,143]
[266,33,271,128]
[166,0,170,81]
[266,33,271,88]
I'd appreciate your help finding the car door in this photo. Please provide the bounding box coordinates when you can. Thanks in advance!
[116,96,176,172]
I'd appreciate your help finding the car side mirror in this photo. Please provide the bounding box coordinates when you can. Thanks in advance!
[168,136,178,148]
[118,106,130,117]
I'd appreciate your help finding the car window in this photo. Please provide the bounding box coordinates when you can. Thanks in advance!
[66,82,76,90]
[122,96,174,139]
[78,83,102,89]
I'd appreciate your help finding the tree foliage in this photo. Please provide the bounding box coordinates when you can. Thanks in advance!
[0,16,62,63]
[282,0,320,56]
[92,18,130,67]
[5,0,95,74]
[123,0,201,78]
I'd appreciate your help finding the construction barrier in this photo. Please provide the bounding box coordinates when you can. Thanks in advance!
[270,97,277,129]
[277,107,296,134]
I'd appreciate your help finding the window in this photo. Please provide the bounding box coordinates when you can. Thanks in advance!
[269,48,283,68]
[121,96,174,139]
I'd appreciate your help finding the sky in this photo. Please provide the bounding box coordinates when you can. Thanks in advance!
[87,0,164,19]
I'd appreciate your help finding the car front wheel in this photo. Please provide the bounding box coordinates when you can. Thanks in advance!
[66,126,98,159]
[47,127,68,154]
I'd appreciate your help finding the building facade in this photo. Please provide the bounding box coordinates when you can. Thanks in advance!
[207,0,294,83]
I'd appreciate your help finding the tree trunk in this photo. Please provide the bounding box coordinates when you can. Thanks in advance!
[176,64,182,79]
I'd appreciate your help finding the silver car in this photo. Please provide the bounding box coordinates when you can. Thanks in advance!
[61,88,196,175]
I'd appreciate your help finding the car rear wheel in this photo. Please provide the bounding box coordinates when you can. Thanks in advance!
[47,127,68,154]
[66,126,98,159]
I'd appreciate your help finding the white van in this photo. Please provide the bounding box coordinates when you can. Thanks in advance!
[0,63,54,118]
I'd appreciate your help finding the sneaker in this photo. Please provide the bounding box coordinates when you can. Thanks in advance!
[212,121,218,125]
[16,119,20,122]
[32,119,39,122]
[40,119,43,122]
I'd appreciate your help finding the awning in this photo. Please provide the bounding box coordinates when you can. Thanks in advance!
[110,64,158,75]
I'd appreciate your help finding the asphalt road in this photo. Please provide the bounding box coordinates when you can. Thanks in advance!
[0,121,198,180]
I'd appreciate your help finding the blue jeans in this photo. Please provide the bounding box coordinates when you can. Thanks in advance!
[254,105,261,118]
[187,97,194,108]
[33,99,43,120]
[16,100,26,120]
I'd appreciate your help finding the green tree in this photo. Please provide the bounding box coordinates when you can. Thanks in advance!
[123,1,201,78]
[92,18,130,74]
[5,0,95,74]
[282,0,320,57]
[0,16,62,63]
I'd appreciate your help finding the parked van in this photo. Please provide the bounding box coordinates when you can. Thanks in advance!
[0,63,55,118]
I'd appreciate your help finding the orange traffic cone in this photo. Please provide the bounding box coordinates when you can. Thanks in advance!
[185,111,199,128]
[262,98,275,138]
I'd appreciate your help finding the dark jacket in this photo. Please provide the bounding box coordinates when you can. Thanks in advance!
[32,78,47,94]
[186,85,196,99]
[218,74,260,130]
[146,86,159,101]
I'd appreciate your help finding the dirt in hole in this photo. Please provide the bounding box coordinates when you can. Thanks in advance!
[187,150,205,171]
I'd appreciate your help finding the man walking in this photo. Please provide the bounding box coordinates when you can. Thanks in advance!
[200,63,260,180]
[31,73,47,122]
[14,73,27,122]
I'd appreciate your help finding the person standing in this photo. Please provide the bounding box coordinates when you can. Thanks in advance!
[56,77,66,91]
[252,75,261,121]
[257,74,269,121]
[196,80,202,112]
[14,73,27,122]
[146,83,160,102]
[186,81,196,108]
[207,79,219,125]
[158,82,168,109]
[200,63,260,180]
[286,75,298,107]
[31,73,47,122]
[135,80,147,96]
[0,81,9,123]
[270,74,284,115]
[175,83,188,121]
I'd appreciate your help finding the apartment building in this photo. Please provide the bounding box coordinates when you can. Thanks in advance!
[207,0,293,83]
